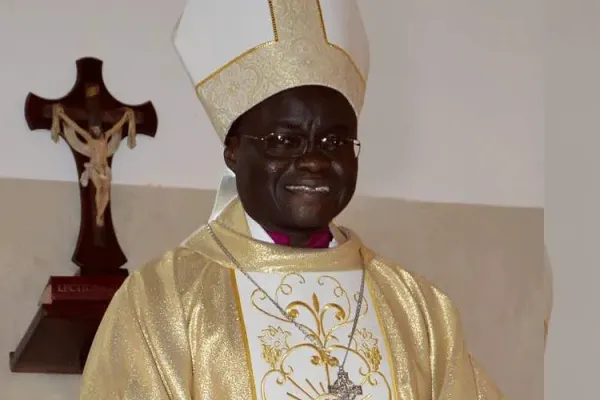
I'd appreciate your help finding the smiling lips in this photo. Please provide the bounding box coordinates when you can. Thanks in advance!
[285,184,331,194]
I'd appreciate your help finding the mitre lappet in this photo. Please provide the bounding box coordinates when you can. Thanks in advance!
[173,0,370,222]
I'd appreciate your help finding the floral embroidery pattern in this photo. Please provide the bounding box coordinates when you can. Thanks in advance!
[251,273,392,399]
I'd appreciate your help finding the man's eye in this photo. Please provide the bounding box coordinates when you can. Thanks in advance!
[322,134,343,147]
[275,134,292,144]
[272,134,302,148]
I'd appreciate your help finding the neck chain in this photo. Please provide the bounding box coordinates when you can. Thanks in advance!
[207,224,365,399]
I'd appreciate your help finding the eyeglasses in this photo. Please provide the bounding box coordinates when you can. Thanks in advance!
[243,132,361,159]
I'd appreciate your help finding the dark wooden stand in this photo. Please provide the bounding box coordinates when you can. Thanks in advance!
[9,57,158,374]
[9,276,128,374]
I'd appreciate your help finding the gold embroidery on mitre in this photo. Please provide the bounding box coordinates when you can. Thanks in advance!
[195,0,367,142]
[252,273,392,399]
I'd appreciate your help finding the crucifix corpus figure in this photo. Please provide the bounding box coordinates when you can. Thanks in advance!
[24,56,158,273]
[50,85,136,227]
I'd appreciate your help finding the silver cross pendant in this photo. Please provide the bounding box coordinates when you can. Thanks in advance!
[328,369,363,400]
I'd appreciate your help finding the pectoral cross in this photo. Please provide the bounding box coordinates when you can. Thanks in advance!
[24,57,158,275]
[328,369,363,400]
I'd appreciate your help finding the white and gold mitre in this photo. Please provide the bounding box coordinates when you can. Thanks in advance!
[174,0,370,142]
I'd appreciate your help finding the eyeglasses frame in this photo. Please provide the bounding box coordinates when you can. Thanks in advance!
[241,132,361,159]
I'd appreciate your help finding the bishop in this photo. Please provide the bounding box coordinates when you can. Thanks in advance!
[80,1,506,399]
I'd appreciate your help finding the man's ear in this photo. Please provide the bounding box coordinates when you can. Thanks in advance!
[224,136,239,173]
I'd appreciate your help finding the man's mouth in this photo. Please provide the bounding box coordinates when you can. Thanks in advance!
[285,184,331,194]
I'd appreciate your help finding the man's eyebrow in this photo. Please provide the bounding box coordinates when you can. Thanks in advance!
[273,119,304,130]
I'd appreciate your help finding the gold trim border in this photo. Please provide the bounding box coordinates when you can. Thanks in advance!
[230,269,259,399]
[268,0,279,41]
[366,273,400,399]
[315,0,329,41]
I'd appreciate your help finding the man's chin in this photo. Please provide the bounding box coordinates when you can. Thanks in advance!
[273,194,344,229]
[284,209,338,230]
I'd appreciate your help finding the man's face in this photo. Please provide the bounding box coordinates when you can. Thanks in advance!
[225,85,358,232]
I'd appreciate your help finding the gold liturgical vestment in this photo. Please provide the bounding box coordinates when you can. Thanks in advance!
[80,199,504,399]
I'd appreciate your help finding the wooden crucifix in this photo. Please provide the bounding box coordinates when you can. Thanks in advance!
[24,56,158,275]
[10,57,158,374]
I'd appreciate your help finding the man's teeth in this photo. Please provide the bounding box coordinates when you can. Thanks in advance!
[286,185,330,193]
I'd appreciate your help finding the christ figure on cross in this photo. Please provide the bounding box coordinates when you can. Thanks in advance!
[51,95,136,227]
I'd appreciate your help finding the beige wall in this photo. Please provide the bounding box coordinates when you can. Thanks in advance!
[1,178,544,399]
[545,1,600,398]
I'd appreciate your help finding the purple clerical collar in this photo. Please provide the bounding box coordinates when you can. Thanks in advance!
[265,229,333,249]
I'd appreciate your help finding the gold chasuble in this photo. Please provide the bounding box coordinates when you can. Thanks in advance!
[81,0,505,398]
[81,199,504,399]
